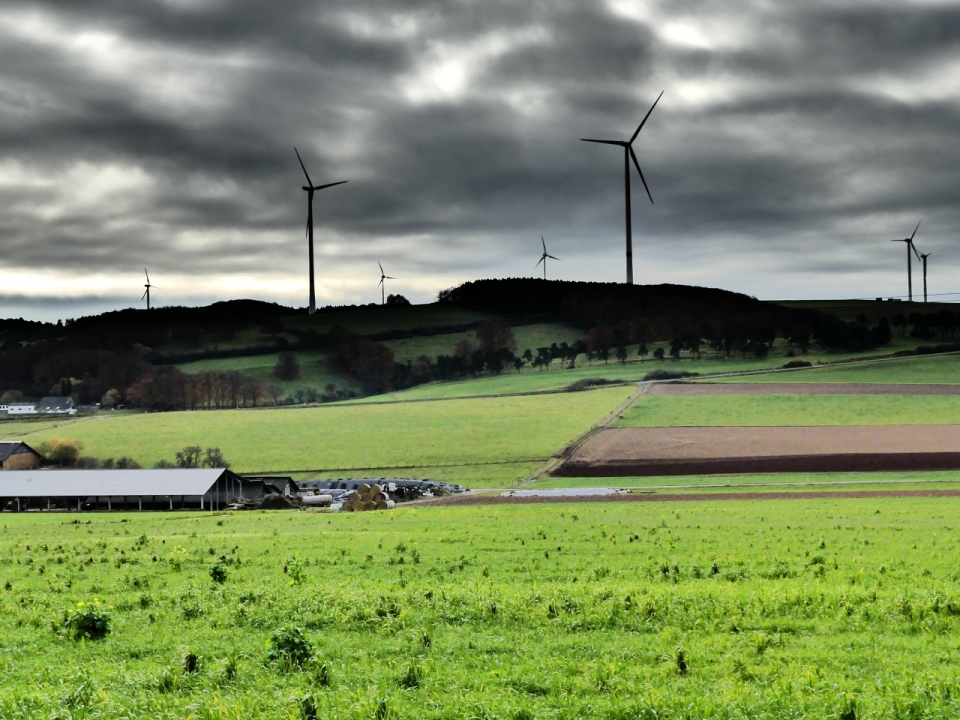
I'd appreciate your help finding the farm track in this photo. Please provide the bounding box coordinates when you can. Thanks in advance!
[420,487,960,506]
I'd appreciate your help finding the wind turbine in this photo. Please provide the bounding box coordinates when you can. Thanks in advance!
[536,236,559,280]
[914,244,937,303]
[295,148,347,315]
[891,221,921,302]
[581,91,663,285]
[141,269,155,310]
[377,261,395,305]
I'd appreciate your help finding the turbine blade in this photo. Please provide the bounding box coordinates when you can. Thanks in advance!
[912,243,922,261]
[378,278,383,288]
[313,180,347,191]
[541,235,546,253]
[547,254,560,260]
[294,147,312,186]
[144,268,150,283]
[629,146,654,204]
[629,90,664,144]
[536,258,544,268]
[378,261,384,275]
[580,139,625,146]
[385,276,395,279]
[910,220,921,241]
[141,290,148,301]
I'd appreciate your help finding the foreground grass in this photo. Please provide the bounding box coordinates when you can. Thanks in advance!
[2,499,960,718]
[17,387,631,486]
[615,393,960,427]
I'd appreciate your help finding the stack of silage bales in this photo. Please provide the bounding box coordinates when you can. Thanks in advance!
[340,483,396,512]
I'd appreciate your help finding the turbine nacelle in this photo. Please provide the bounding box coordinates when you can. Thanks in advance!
[295,147,347,314]
[580,91,662,284]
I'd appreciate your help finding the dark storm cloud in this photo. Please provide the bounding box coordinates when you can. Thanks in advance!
[1,0,959,314]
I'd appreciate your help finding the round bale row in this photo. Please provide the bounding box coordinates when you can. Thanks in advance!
[340,483,396,512]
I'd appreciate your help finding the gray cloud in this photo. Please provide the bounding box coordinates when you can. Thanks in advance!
[1,0,959,317]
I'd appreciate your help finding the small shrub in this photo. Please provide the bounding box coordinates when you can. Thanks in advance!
[63,600,111,640]
[168,546,188,571]
[268,626,314,667]
[398,663,423,689]
[210,563,228,584]
[676,647,688,675]
[300,694,318,720]
[40,438,83,467]
[183,653,200,674]
[641,369,699,382]
[782,360,812,369]
[312,660,330,687]
[286,556,306,586]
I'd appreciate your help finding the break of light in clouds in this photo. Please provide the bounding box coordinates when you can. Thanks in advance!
[1,0,959,321]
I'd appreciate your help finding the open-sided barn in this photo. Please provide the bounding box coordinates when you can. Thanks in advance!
[0,469,296,511]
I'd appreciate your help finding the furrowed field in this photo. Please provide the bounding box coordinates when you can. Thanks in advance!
[2,499,960,718]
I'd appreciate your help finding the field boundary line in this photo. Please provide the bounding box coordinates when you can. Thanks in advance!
[520,382,648,486]
[243,459,548,475]
[536,476,960,492]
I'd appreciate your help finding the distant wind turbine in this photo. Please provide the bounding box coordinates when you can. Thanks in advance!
[581,91,663,285]
[377,261,395,305]
[891,221,921,302]
[915,244,937,303]
[295,147,347,315]
[141,269,155,310]
[536,236,559,280]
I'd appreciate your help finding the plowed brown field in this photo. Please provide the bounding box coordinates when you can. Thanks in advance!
[555,425,960,476]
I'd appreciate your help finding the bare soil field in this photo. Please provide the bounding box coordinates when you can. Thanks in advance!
[423,487,960,506]
[649,382,960,395]
[556,425,960,476]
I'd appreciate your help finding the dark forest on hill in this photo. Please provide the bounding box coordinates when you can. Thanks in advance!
[0,281,915,405]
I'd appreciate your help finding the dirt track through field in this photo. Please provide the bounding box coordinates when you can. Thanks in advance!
[422,488,960,506]
[648,382,960,395]
[556,425,960,476]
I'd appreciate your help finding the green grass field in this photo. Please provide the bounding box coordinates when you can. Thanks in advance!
[614,393,960,427]
[3,498,960,718]
[384,322,585,364]
[14,387,632,487]
[719,353,960,385]
[176,351,362,395]
[526,470,960,490]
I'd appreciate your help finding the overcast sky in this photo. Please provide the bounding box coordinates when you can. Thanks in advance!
[1,0,959,320]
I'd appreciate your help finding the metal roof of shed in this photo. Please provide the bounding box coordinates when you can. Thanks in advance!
[0,469,231,497]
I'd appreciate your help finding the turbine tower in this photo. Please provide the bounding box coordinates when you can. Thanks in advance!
[295,148,347,315]
[915,245,936,303]
[377,261,395,305]
[141,269,154,310]
[581,91,663,284]
[891,221,921,302]
[536,236,559,280]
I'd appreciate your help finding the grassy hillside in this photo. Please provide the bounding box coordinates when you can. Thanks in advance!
[175,350,361,394]
[17,386,632,486]
[3,498,960,717]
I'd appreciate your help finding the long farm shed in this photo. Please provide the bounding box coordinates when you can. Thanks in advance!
[0,469,293,512]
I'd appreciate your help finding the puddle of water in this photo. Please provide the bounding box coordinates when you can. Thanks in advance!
[502,488,627,498]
